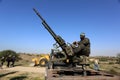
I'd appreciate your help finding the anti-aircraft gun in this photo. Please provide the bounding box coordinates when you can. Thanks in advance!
[33,8,119,80]
[33,8,89,77]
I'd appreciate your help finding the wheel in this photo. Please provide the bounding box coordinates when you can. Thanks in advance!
[39,58,48,67]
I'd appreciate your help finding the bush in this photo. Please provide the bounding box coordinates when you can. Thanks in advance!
[116,53,120,64]
[109,62,114,64]
[0,50,21,61]
[99,57,108,62]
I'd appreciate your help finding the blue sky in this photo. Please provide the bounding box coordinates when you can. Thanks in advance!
[0,0,120,56]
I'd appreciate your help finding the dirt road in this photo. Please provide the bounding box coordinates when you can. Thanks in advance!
[2,66,45,73]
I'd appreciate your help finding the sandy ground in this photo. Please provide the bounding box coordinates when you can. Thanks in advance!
[0,53,45,80]
[1,66,45,74]
[0,66,45,80]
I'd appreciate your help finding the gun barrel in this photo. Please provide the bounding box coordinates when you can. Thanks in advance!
[33,8,74,56]
[33,8,58,40]
[33,8,44,21]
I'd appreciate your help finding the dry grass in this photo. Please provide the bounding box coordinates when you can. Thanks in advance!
[99,63,120,75]
[13,53,39,67]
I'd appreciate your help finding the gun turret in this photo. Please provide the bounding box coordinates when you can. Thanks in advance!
[33,8,74,56]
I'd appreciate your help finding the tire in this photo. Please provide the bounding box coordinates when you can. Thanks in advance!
[39,58,48,67]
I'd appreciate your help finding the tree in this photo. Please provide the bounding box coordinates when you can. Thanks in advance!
[116,53,120,64]
[0,50,21,61]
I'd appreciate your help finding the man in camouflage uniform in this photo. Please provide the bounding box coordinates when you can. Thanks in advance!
[72,33,90,65]
[78,32,90,57]
[73,33,90,74]
[0,56,5,69]
[1,56,5,66]
[73,32,90,57]
[11,56,16,67]
[6,55,11,67]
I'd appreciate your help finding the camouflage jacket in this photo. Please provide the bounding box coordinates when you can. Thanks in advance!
[78,37,90,56]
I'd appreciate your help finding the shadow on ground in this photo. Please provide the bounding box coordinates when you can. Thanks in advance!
[10,76,27,80]
[0,71,17,78]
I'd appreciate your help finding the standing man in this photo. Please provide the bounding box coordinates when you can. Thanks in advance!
[6,55,11,67]
[0,56,5,69]
[94,59,100,71]
[11,56,16,67]
[1,56,5,66]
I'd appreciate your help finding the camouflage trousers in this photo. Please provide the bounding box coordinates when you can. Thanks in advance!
[79,55,89,69]
[79,55,88,64]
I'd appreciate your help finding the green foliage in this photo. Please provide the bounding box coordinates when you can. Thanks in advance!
[10,76,27,80]
[109,69,117,75]
[116,53,120,64]
[109,62,114,64]
[27,53,32,56]
[99,57,108,62]
[0,50,21,61]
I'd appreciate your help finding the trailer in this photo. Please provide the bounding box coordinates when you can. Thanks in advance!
[45,67,120,80]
